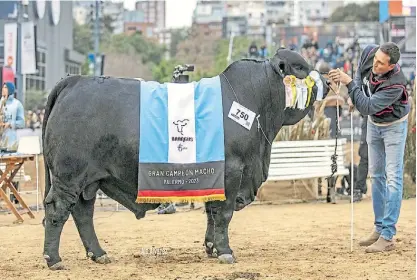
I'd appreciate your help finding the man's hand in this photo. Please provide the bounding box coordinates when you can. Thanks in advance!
[329,69,353,85]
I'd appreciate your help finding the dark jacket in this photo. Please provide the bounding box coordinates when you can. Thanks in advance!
[347,44,409,124]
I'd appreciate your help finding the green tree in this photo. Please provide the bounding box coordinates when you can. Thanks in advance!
[328,2,379,22]
[214,36,264,74]
[25,90,48,110]
[102,14,115,34]
[152,59,180,83]
[102,33,165,65]
[73,23,93,55]
[169,28,190,58]
[152,35,266,82]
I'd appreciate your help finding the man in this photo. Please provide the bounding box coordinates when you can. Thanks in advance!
[248,42,259,58]
[1,82,25,204]
[259,44,268,59]
[329,42,409,253]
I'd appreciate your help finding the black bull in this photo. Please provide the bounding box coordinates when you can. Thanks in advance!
[42,48,329,269]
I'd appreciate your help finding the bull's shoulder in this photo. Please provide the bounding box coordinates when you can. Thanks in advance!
[52,74,83,90]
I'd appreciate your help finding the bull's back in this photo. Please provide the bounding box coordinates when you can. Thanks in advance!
[44,76,141,185]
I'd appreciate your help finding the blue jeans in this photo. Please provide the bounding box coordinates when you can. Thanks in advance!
[367,118,408,241]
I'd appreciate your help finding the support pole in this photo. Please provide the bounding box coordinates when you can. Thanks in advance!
[36,154,39,212]
[93,1,100,76]
[350,112,354,252]
[16,1,24,106]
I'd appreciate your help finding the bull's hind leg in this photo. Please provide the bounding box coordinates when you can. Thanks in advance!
[71,194,111,264]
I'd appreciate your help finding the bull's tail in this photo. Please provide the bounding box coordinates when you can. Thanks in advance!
[42,75,81,207]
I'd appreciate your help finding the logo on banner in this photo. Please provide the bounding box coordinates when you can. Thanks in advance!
[177,143,187,152]
[173,119,189,135]
[171,119,194,152]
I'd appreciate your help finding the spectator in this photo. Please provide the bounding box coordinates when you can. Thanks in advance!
[317,62,347,138]
[1,82,25,204]
[1,82,25,148]
[259,45,268,58]
[30,111,39,131]
[248,42,259,58]
[288,37,298,51]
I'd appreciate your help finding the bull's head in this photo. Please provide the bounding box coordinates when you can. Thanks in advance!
[269,47,331,126]
[270,47,330,101]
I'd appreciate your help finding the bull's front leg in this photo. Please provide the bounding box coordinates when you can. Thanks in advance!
[205,199,237,264]
[204,165,242,264]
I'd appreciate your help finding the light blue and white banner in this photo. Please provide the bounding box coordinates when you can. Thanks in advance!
[137,76,226,202]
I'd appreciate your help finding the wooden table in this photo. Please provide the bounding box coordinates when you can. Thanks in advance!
[0,153,35,223]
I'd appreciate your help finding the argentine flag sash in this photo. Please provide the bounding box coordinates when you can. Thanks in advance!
[137,76,226,203]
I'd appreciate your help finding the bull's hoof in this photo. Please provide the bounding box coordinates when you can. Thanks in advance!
[205,242,216,258]
[218,254,235,264]
[88,252,111,264]
[94,254,111,264]
[49,262,67,271]
[234,203,245,211]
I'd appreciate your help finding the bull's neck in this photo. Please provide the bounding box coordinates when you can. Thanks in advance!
[263,60,286,141]
[222,60,284,143]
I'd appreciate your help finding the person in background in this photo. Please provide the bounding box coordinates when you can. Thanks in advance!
[288,37,298,51]
[329,42,409,253]
[1,82,25,204]
[248,42,259,58]
[354,113,369,199]
[30,111,39,131]
[409,70,415,88]
[320,41,337,68]
[40,109,45,124]
[317,63,348,138]
[259,44,268,58]
[1,82,25,147]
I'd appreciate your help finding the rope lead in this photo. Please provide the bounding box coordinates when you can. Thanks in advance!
[326,70,342,181]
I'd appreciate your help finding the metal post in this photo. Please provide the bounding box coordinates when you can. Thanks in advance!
[16,2,24,107]
[36,154,39,212]
[227,31,235,65]
[94,1,100,76]
[350,111,354,252]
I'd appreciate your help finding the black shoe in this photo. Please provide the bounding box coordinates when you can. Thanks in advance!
[351,190,363,203]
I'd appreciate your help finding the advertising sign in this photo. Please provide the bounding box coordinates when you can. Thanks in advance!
[3,23,17,74]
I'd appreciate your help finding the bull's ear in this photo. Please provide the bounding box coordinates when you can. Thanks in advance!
[270,55,287,76]
[278,60,286,72]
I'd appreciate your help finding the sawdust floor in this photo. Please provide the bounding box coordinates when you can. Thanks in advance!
[0,199,415,280]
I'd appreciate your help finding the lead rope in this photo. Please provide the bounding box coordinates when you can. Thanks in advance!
[326,69,342,181]
[256,115,272,146]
